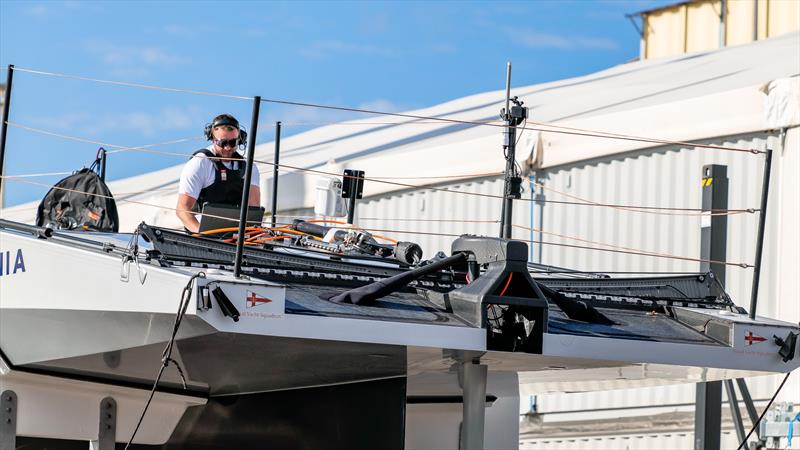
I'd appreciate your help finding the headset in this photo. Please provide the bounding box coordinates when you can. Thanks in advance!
[203,114,248,148]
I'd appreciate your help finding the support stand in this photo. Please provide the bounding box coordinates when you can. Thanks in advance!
[90,397,116,450]
[0,391,16,450]
[724,380,746,447]
[459,360,488,450]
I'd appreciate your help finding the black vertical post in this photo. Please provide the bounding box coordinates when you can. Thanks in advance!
[347,186,357,224]
[234,96,261,279]
[270,121,281,228]
[98,147,107,182]
[694,382,722,450]
[694,164,728,450]
[501,123,517,239]
[749,149,772,320]
[342,169,364,225]
[700,165,728,285]
[0,64,15,201]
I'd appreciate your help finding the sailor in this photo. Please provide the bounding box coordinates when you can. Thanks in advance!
[176,114,261,233]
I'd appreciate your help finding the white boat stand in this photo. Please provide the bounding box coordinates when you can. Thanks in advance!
[0,390,16,450]
[0,390,118,450]
[459,357,489,450]
[90,397,117,450]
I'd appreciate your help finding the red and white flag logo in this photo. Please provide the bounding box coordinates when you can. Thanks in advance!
[246,290,272,308]
[744,331,767,346]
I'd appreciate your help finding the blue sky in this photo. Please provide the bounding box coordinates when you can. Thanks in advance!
[0,0,672,206]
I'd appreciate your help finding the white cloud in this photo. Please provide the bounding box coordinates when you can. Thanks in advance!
[85,41,188,77]
[26,4,49,16]
[258,98,416,129]
[31,106,205,138]
[163,24,195,38]
[430,42,457,54]
[517,30,619,51]
[299,40,397,60]
[244,28,267,38]
[356,99,410,113]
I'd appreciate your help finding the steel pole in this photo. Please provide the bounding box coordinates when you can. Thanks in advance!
[270,121,281,228]
[749,149,772,319]
[234,96,261,278]
[500,62,515,239]
[0,65,15,207]
[502,125,517,239]
[735,378,761,439]
[724,379,747,447]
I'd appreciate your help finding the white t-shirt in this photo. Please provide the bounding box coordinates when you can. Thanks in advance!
[178,150,261,200]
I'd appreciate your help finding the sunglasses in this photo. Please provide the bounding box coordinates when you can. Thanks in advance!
[214,138,238,148]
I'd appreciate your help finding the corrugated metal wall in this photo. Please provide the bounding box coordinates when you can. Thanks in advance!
[642,0,800,60]
[352,130,797,447]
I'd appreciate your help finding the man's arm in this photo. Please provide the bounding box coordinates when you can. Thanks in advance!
[248,185,260,207]
[176,193,200,233]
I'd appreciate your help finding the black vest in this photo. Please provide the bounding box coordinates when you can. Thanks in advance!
[192,149,246,211]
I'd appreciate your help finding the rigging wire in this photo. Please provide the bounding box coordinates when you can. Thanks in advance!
[13,67,252,100]
[250,158,756,216]
[2,171,73,178]
[0,176,755,268]
[3,177,261,225]
[10,66,763,154]
[314,224,754,268]
[530,179,756,216]
[5,121,205,153]
[5,121,757,216]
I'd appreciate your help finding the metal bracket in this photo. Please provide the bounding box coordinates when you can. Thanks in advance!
[0,390,16,450]
[120,256,147,284]
[120,255,131,282]
[90,397,116,450]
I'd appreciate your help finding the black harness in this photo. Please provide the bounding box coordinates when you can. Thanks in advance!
[192,149,246,210]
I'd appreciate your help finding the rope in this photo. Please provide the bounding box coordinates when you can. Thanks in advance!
[6,121,205,153]
[531,180,757,216]
[2,171,73,178]
[4,121,757,216]
[250,158,756,216]
[13,67,252,100]
[3,177,260,225]
[10,66,762,154]
[319,225,754,268]
[1,176,754,268]
[256,97,763,154]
